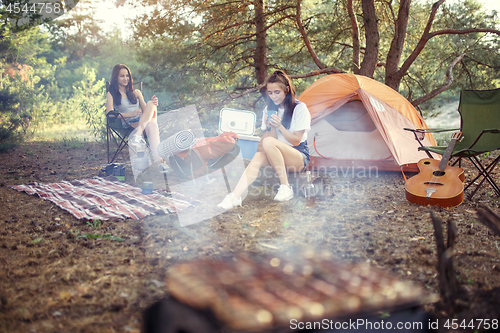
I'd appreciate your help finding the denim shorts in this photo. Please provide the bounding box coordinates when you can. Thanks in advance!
[293,140,310,170]
[121,115,140,129]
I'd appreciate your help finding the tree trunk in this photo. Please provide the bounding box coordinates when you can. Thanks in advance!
[359,0,379,78]
[388,0,445,91]
[254,0,267,86]
[347,0,360,74]
[385,0,411,91]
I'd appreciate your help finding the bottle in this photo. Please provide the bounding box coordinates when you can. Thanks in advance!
[142,181,154,195]
[305,171,315,208]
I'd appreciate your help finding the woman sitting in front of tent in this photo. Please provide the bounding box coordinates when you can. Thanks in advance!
[218,70,311,209]
[106,64,163,163]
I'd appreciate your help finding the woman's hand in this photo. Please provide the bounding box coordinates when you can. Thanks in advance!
[268,114,282,129]
[151,95,158,106]
[133,89,143,99]
[132,109,143,117]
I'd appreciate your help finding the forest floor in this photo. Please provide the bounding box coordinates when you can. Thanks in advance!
[0,141,499,333]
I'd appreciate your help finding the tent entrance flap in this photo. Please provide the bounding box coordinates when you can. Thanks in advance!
[325,100,377,132]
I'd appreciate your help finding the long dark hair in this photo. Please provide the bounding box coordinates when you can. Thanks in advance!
[265,70,296,129]
[109,64,137,106]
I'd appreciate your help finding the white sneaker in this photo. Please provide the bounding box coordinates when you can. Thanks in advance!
[274,184,294,201]
[129,135,146,152]
[217,193,242,209]
[158,163,170,173]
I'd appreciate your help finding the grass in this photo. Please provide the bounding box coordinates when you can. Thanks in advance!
[29,119,97,142]
[76,233,125,242]
[87,219,103,229]
[74,219,125,242]
[61,137,87,149]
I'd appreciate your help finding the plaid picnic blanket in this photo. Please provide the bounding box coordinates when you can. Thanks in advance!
[9,177,198,220]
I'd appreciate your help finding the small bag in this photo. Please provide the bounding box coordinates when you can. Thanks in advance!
[168,132,240,179]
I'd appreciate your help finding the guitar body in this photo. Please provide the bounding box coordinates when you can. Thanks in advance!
[405,158,465,207]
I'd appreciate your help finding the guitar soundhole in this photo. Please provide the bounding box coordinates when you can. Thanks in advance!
[433,170,446,177]
[423,161,431,165]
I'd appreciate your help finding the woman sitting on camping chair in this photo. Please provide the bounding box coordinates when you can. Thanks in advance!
[106,64,163,163]
[218,70,311,209]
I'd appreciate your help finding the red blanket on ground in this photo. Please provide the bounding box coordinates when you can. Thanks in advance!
[9,177,197,220]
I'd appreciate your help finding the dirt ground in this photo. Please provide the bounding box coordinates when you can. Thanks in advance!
[0,141,499,333]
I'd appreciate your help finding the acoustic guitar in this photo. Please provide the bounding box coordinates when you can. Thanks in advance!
[405,132,465,207]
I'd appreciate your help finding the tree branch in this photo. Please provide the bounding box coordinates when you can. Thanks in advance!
[225,67,344,100]
[295,0,326,69]
[205,15,294,49]
[202,4,296,45]
[461,59,474,88]
[225,84,265,100]
[202,19,255,42]
[395,1,500,88]
[396,0,445,84]
[411,53,464,106]
[429,27,500,38]
[465,55,500,69]
[289,67,344,79]
[406,72,429,96]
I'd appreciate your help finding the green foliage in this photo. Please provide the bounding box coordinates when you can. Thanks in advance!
[0,25,49,148]
[129,0,499,112]
[0,0,53,32]
[31,237,43,244]
[77,219,124,241]
[76,67,106,141]
[399,0,500,99]
[2,0,499,147]
[86,219,102,229]
[61,136,86,149]
[0,88,23,151]
[0,20,114,146]
[76,233,125,242]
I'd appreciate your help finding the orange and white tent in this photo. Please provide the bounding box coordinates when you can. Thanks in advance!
[298,74,436,172]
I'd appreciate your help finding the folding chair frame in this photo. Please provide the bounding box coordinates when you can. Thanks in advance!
[106,111,133,164]
[106,110,151,164]
[405,124,500,200]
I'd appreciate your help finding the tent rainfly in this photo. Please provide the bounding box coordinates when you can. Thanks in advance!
[298,74,437,172]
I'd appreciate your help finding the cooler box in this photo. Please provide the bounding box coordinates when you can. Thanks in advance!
[219,108,260,160]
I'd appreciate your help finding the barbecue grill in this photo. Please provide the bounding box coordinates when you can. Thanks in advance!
[143,252,435,333]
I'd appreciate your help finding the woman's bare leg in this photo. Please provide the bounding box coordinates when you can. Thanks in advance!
[135,101,157,136]
[261,137,304,186]
[129,101,161,161]
[232,152,270,198]
[145,120,162,162]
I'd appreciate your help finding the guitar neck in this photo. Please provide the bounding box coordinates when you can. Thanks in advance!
[437,132,461,171]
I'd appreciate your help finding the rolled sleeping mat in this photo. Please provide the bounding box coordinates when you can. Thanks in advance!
[157,130,197,159]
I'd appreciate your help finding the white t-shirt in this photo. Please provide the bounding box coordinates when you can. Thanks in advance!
[260,101,311,146]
